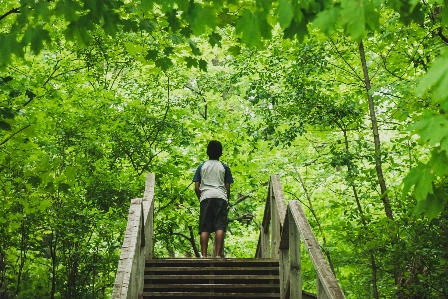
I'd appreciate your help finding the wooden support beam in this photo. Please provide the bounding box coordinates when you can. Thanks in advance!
[289,208,302,299]
[289,201,345,299]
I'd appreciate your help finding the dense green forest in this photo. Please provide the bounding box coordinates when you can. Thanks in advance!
[1,0,448,298]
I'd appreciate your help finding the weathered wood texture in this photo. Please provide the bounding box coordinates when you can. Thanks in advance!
[112,173,155,299]
[256,175,345,299]
[256,175,287,259]
[289,201,345,299]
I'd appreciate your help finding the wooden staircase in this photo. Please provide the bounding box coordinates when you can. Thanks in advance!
[143,258,280,298]
[112,174,345,299]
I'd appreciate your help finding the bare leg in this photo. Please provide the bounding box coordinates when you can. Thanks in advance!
[215,230,225,257]
[200,232,210,257]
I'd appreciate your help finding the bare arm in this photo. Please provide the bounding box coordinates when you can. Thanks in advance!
[195,182,201,200]
[225,183,231,203]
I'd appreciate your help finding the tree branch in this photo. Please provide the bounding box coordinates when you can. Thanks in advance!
[0,7,20,21]
[157,182,194,212]
[172,226,200,257]
[228,195,250,207]
[438,27,448,43]
[0,124,31,146]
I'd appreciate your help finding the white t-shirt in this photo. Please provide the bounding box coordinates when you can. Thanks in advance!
[193,160,234,202]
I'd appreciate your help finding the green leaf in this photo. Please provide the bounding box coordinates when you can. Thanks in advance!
[102,12,121,36]
[155,57,173,71]
[312,7,340,34]
[283,18,308,41]
[208,32,222,47]
[65,21,92,46]
[410,113,448,146]
[141,0,156,13]
[166,10,181,32]
[140,19,155,33]
[414,166,435,200]
[228,46,241,55]
[55,0,82,22]
[0,34,22,65]
[125,42,145,55]
[402,162,434,200]
[414,188,445,220]
[58,183,70,193]
[235,10,272,48]
[28,176,42,187]
[277,0,294,29]
[164,47,174,56]
[0,120,12,131]
[0,107,15,119]
[199,59,208,72]
[429,149,448,177]
[184,4,218,36]
[188,39,201,56]
[416,49,448,102]
[340,0,366,40]
[185,57,198,68]
[146,49,159,60]
[442,4,448,26]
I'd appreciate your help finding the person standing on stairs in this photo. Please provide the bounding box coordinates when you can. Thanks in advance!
[193,140,234,258]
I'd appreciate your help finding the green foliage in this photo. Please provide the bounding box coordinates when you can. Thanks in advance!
[1,0,448,298]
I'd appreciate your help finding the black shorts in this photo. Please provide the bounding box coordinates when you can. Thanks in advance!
[199,198,228,234]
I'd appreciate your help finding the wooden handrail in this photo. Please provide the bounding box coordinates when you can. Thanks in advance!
[112,173,155,299]
[256,175,345,299]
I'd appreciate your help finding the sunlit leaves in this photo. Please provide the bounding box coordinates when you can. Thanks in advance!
[403,149,448,218]
[22,25,51,54]
[312,8,340,35]
[416,49,448,105]
[411,112,448,147]
[208,32,222,47]
[277,0,294,29]
[184,4,218,36]
[340,0,378,40]
[235,10,272,48]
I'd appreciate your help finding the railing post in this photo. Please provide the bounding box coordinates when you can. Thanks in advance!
[260,224,270,258]
[289,208,302,299]
[112,173,155,299]
[279,216,289,299]
[142,173,155,259]
[271,192,280,259]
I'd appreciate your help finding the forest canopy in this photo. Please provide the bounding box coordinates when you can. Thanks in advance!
[1,0,448,298]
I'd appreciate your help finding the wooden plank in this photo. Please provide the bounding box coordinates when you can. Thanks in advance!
[289,208,302,299]
[289,201,345,299]
[146,258,279,264]
[279,248,289,299]
[145,283,281,289]
[143,173,155,259]
[317,277,330,299]
[142,292,280,297]
[270,175,287,229]
[146,267,279,272]
[145,274,280,280]
[260,224,270,258]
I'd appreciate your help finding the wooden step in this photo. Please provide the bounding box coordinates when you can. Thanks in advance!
[143,258,281,299]
[143,291,280,298]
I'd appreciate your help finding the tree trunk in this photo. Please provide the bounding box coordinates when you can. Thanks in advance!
[358,40,394,222]
[16,221,26,296]
[50,231,57,299]
[359,41,401,292]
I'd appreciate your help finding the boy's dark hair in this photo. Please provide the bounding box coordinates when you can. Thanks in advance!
[207,140,223,159]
